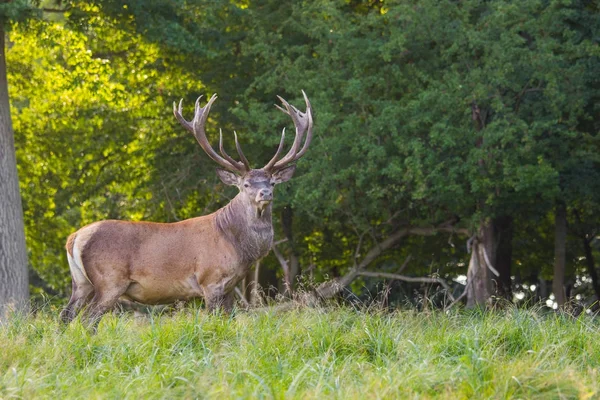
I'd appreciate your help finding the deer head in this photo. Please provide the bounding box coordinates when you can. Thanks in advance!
[173,91,313,217]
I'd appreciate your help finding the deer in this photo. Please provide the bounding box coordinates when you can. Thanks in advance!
[60,91,313,326]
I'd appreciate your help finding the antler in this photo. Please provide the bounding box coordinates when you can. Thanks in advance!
[263,90,313,172]
[173,94,250,173]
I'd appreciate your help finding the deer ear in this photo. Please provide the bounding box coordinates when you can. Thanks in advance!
[216,168,240,186]
[272,165,296,184]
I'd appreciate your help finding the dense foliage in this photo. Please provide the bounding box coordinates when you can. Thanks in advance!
[3,0,600,306]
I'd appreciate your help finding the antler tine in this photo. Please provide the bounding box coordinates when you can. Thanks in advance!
[174,94,248,173]
[275,94,308,166]
[265,90,313,171]
[263,128,287,171]
[173,98,195,133]
[287,90,313,160]
[274,98,299,115]
[265,96,305,168]
[234,131,251,171]
[218,128,244,169]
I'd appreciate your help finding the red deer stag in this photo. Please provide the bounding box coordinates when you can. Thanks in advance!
[60,91,313,325]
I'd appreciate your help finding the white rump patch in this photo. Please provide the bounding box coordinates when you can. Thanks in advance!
[70,235,93,286]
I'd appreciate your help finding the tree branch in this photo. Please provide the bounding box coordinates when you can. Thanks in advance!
[353,227,371,266]
[383,254,412,301]
[396,254,412,275]
[273,238,288,246]
[312,222,470,300]
[272,241,292,294]
[481,245,499,277]
[443,282,470,312]
[358,271,456,302]
[42,7,72,13]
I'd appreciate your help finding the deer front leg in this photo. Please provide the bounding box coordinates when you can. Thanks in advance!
[204,283,235,313]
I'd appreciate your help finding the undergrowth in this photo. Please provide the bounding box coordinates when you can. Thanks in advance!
[1,304,599,399]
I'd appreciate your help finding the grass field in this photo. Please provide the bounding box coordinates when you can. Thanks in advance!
[1,304,599,399]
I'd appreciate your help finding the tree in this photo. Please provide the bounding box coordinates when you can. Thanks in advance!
[553,202,567,307]
[0,12,28,318]
[6,0,600,310]
[7,9,205,296]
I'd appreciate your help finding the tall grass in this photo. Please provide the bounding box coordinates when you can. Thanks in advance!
[1,304,599,399]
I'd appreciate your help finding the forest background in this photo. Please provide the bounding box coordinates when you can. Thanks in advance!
[1,0,599,313]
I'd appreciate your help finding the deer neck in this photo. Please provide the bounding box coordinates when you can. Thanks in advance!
[215,194,274,264]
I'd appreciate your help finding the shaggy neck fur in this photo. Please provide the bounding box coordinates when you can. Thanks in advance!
[215,194,274,265]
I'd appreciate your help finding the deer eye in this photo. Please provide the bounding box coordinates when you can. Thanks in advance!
[244,183,250,188]
[270,182,275,187]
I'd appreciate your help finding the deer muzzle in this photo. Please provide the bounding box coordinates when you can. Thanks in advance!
[257,188,273,202]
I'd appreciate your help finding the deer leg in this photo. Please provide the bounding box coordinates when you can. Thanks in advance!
[221,292,235,313]
[60,279,94,324]
[60,280,94,323]
[83,282,130,331]
[62,249,96,323]
[205,284,235,313]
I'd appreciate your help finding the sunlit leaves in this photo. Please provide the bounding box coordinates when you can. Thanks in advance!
[8,13,202,295]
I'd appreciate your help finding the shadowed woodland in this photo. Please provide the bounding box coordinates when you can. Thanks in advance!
[1,0,599,314]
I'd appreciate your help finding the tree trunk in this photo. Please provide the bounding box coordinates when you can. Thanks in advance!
[467,103,494,307]
[552,202,567,308]
[466,222,494,308]
[272,243,292,295]
[250,261,261,305]
[538,278,548,302]
[280,206,299,292]
[494,216,513,300]
[0,21,29,319]
[582,238,600,301]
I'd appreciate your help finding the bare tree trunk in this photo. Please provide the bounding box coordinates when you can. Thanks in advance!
[0,21,29,319]
[288,251,299,290]
[494,216,513,300]
[272,243,292,296]
[538,278,548,301]
[466,222,494,308]
[466,103,494,308]
[280,206,299,293]
[552,202,567,308]
[250,261,261,305]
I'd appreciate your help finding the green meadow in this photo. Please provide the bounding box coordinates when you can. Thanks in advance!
[1,305,599,399]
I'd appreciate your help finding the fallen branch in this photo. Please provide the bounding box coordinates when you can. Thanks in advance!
[382,255,413,303]
[444,279,472,312]
[358,271,456,302]
[313,221,470,300]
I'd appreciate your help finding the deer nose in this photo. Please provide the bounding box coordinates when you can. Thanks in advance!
[259,188,272,200]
